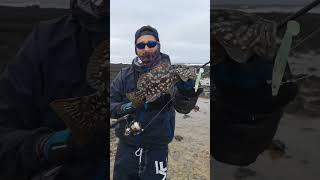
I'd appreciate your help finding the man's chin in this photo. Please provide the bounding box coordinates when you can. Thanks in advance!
[141,60,151,64]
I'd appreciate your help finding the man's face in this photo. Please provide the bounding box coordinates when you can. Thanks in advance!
[136,35,159,58]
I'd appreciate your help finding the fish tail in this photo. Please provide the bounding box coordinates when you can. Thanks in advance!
[49,93,100,145]
[126,90,144,108]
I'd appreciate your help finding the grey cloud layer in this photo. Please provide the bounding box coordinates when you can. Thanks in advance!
[111,0,210,64]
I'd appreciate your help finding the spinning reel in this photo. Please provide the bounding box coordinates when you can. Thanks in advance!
[124,120,144,136]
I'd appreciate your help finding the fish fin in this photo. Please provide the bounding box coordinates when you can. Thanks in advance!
[146,94,160,102]
[126,91,144,108]
[86,41,108,90]
[49,92,100,145]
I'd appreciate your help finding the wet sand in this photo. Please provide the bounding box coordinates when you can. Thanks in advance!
[212,113,320,180]
[211,50,320,179]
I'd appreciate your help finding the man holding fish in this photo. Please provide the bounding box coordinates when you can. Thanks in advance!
[110,25,203,180]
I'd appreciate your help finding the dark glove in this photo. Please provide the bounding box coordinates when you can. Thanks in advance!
[176,79,203,97]
[119,102,136,115]
[37,129,105,164]
[176,79,196,91]
[36,129,74,164]
[174,86,203,114]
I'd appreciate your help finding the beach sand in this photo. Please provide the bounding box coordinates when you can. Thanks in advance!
[212,113,320,180]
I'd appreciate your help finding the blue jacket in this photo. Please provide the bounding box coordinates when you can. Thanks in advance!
[0,15,106,180]
[110,54,199,149]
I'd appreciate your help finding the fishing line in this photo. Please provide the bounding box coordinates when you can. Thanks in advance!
[291,24,320,51]
[133,96,176,135]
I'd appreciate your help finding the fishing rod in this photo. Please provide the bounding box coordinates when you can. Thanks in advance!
[275,0,320,62]
[271,0,320,95]
[201,60,211,68]
[110,114,131,128]
[291,24,320,51]
[277,0,320,29]
[275,24,320,84]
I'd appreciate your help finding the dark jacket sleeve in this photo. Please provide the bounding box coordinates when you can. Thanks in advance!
[0,25,52,179]
[173,88,203,114]
[110,70,128,119]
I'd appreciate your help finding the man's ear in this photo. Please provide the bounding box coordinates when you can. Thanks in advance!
[157,43,161,53]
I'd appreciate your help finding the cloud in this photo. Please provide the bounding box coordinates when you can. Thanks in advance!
[111,0,210,64]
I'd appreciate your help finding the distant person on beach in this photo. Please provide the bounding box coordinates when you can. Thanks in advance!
[0,0,107,180]
[110,25,202,180]
[211,9,298,166]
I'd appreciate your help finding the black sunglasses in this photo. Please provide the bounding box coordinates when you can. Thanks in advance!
[136,41,158,49]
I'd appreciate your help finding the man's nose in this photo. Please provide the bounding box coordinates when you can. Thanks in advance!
[141,46,153,51]
[144,46,152,50]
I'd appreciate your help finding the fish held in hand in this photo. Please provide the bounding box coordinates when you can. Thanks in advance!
[126,63,198,108]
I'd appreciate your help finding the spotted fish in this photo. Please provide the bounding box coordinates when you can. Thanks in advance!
[126,63,198,108]
[49,40,108,145]
[212,9,277,63]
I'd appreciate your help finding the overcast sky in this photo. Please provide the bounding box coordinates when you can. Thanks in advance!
[110,0,210,64]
